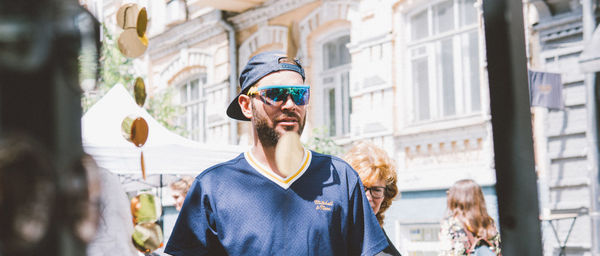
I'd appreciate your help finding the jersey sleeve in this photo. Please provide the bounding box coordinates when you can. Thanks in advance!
[348,178,389,256]
[164,179,226,256]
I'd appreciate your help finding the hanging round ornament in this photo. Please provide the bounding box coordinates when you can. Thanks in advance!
[121,115,149,179]
[130,193,163,253]
[130,193,161,225]
[132,222,163,253]
[133,77,147,107]
[116,4,148,58]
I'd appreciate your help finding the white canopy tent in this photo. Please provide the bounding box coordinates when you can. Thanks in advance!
[82,84,245,176]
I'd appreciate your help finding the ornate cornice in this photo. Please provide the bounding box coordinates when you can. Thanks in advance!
[347,32,393,53]
[238,25,288,72]
[228,0,318,30]
[395,121,491,170]
[532,12,583,43]
[160,50,212,86]
[148,10,226,61]
[297,0,357,64]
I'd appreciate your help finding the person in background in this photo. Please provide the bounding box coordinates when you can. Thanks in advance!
[439,179,501,256]
[344,141,401,256]
[87,167,138,256]
[169,176,194,211]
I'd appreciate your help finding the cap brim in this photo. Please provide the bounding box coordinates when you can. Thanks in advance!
[226,94,250,121]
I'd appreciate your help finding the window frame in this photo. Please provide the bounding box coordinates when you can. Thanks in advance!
[177,74,207,142]
[405,0,482,125]
[317,32,353,137]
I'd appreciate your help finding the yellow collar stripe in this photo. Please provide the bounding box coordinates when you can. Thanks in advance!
[245,149,311,184]
[283,150,311,183]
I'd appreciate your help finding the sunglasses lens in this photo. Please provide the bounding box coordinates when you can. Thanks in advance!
[259,87,310,106]
[290,88,310,105]
[262,88,285,105]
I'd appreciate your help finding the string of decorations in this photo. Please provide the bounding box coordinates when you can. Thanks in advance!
[115,3,163,254]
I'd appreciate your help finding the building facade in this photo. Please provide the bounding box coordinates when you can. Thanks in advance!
[358,1,496,255]
[83,0,600,255]
[525,0,600,255]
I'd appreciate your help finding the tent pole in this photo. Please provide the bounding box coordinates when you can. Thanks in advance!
[160,174,164,231]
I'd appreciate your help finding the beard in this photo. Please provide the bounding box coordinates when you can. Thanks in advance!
[252,101,306,147]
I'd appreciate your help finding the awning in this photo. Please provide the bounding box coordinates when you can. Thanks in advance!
[82,84,245,175]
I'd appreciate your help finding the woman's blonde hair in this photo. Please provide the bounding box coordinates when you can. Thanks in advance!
[169,176,194,196]
[447,179,498,240]
[343,141,398,226]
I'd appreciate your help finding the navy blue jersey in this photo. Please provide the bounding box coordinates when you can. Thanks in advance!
[165,149,388,256]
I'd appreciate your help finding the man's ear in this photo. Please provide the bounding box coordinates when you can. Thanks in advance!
[239,95,253,119]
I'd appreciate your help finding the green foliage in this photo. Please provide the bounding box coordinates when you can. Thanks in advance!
[304,127,342,156]
[82,24,135,112]
[99,24,135,90]
[146,87,186,136]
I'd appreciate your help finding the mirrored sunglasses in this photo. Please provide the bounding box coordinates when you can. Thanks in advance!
[248,85,310,106]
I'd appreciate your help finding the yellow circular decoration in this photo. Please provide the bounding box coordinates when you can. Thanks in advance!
[116,3,139,30]
[118,29,148,58]
[132,222,163,253]
[137,7,148,37]
[134,77,147,107]
[121,115,149,147]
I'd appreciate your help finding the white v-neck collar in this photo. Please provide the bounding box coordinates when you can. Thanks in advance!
[244,149,312,189]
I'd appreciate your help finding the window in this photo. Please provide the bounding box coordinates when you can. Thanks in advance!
[166,0,186,25]
[401,223,441,256]
[408,0,480,123]
[323,35,351,69]
[321,34,352,137]
[179,75,207,141]
[408,226,440,242]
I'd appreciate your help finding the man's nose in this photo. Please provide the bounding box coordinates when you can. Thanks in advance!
[281,95,296,109]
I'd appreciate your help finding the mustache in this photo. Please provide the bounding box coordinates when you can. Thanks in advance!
[276,110,301,122]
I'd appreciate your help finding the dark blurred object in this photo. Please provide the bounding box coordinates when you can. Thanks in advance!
[0,0,101,255]
[482,0,543,255]
[64,154,102,243]
[0,135,103,256]
[0,134,56,256]
[0,0,100,147]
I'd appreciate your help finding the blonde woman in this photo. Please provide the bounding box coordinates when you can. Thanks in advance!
[439,179,501,256]
[169,176,194,211]
[344,141,401,256]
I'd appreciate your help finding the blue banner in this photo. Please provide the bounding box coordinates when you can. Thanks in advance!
[528,70,563,109]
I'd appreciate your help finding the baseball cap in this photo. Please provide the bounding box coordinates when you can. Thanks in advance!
[226,51,305,121]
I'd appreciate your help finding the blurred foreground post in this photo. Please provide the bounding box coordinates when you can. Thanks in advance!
[481,0,543,255]
[0,0,100,255]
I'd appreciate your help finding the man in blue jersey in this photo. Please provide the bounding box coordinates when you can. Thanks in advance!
[165,51,388,256]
